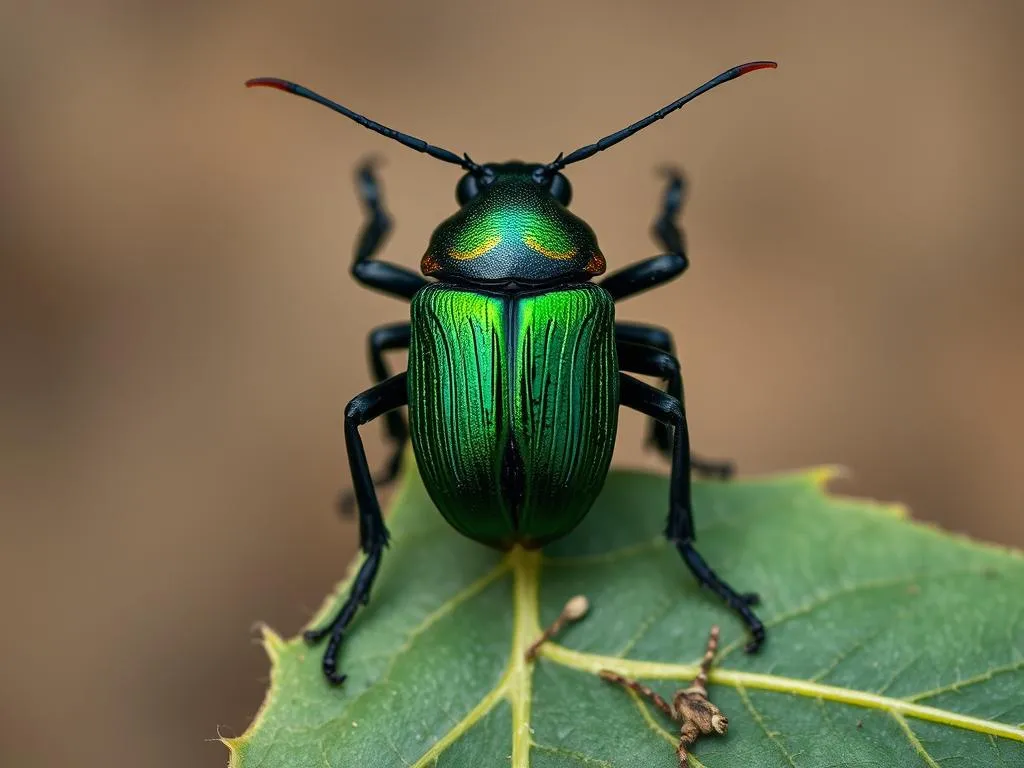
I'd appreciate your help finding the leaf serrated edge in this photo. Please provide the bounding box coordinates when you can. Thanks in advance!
[721,462,1022,558]
[802,466,1023,561]
[223,625,286,765]
[222,464,427,765]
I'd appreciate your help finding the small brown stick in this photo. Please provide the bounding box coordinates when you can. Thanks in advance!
[600,625,728,767]
[525,595,589,661]
[598,670,674,719]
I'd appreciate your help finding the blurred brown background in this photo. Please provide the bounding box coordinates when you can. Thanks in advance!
[1,1,1022,766]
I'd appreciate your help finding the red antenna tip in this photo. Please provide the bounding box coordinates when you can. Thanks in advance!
[245,78,289,90]
[736,61,778,76]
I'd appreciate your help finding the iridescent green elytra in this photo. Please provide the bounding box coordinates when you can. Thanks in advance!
[408,282,618,549]
[247,61,776,684]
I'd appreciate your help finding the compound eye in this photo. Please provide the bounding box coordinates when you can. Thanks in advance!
[455,173,479,205]
[549,173,573,206]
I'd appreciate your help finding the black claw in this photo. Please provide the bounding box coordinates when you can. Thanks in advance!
[325,670,348,686]
[673,539,765,658]
[321,656,347,686]
[304,627,328,644]
[743,624,766,654]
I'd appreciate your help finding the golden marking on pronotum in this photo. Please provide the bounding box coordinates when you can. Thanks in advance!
[524,234,577,260]
[450,234,502,260]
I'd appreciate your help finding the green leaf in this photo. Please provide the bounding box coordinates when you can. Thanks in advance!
[224,467,1024,767]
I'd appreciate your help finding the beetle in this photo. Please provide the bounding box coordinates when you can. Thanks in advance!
[246,61,776,684]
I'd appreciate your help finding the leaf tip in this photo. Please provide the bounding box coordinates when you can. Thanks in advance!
[220,730,247,767]
[807,467,911,520]
[258,623,286,663]
[879,501,911,520]
[806,464,849,489]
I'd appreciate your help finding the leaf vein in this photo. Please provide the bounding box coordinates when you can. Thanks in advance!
[905,658,1024,702]
[611,596,677,658]
[540,644,1024,743]
[531,743,615,767]
[988,734,1010,768]
[331,560,511,730]
[714,568,1002,663]
[735,683,799,767]
[876,652,927,696]
[408,678,511,768]
[808,622,891,683]
[891,711,941,768]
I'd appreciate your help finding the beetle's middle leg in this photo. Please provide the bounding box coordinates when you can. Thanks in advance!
[618,372,764,653]
[616,329,733,480]
[304,372,407,685]
[349,160,428,301]
[339,322,411,516]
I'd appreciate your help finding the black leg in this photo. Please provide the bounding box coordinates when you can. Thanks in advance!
[338,323,411,516]
[305,373,408,685]
[616,328,734,480]
[350,160,428,301]
[617,338,681,457]
[651,167,687,256]
[618,372,764,652]
[367,322,411,450]
[599,169,689,302]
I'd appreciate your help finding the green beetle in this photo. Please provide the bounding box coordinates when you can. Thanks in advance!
[247,62,775,684]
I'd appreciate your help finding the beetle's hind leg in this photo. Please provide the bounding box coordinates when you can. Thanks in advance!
[349,160,428,301]
[306,373,408,685]
[615,327,734,480]
[339,323,411,516]
[618,372,764,652]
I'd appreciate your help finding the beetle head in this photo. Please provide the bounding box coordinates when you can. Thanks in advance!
[456,162,572,207]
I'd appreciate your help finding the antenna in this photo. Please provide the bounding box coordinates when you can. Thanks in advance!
[546,61,777,173]
[245,77,481,173]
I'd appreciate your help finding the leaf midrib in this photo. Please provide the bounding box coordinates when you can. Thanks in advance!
[408,548,543,768]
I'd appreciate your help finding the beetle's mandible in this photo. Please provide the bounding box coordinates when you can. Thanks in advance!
[246,61,777,685]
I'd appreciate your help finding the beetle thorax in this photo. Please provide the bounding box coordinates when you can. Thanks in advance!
[421,166,605,286]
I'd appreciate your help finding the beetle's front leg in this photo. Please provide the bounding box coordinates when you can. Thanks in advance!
[600,168,690,301]
[616,330,734,480]
[305,373,408,685]
[338,323,411,516]
[618,372,764,652]
[350,160,428,301]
